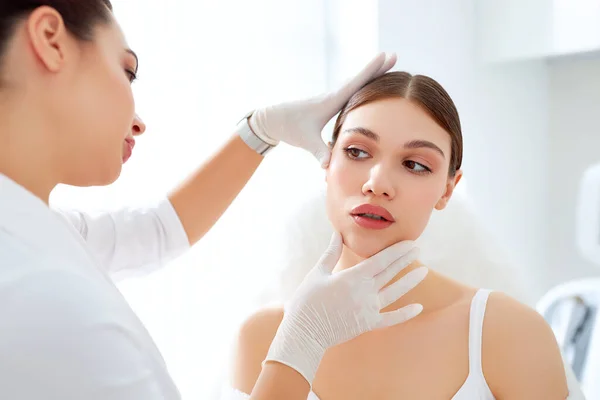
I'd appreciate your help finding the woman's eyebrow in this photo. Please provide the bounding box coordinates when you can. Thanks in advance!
[404,139,445,158]
[342,127,379,142]
[343,127,445,158]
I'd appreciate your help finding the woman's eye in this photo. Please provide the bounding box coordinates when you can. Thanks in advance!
[126,69,137,83]
[344,147,370,160]
[404,160,431,174]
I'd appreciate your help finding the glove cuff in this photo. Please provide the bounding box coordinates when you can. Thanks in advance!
[248,110,280,146]
[263,318,325,387]
[236,111,276,156]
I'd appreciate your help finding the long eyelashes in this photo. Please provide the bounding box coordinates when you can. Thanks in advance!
[126,69,137,83]
[343,146,433,175]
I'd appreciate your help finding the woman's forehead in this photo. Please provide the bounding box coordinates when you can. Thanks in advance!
[342,98,452,148]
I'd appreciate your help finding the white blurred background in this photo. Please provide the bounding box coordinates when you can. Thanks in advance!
[49,0,600,398]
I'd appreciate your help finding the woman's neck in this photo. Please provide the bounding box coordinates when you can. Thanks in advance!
[0,101,58,204]
[332,245,469,314]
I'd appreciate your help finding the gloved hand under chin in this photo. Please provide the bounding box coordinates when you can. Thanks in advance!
[249,52,398,167]
[264,232,428,386]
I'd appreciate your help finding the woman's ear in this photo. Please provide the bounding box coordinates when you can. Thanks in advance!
[435,170,463,210]
[26,6,69,74]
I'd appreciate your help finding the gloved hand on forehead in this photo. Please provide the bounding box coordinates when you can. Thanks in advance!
[249,52,398,167]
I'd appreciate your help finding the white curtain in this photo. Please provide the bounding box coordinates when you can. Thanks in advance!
[49,0,333,397]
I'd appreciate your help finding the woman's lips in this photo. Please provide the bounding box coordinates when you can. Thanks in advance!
[351,214,394,230]
[122,138,135,163]
[350,203,395,230]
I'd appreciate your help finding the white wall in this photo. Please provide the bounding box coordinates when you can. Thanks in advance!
[376,0,551,304]
[476,0,553,62]
[323,0,378,88]
[546,56,600,290]
[477,0,600,62]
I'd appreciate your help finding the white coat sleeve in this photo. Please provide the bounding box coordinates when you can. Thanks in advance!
[0,269,181,400]
[54,198,190,281]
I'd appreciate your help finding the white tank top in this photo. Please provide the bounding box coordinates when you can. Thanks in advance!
[221,289,495,400]
[307,289,495,400]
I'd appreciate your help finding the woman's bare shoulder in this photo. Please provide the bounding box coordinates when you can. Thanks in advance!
[230,305,286,394]
[483,291,556,347]
[482,292,568,399]
[238,305,285,345]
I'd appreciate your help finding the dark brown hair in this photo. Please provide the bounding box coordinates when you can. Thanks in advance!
[332,71,463,177]
[0,0,113,68]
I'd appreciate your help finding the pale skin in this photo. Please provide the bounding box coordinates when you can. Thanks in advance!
[0,6,305,398]
[232,98,569,399]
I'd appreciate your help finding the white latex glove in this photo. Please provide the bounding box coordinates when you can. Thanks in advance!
[249,52,398,167]
[265,232,428,385]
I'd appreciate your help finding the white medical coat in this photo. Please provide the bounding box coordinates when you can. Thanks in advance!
[0,174,190,399]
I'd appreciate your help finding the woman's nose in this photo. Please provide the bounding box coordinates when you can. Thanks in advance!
[362,165,396,199]
[132,114,146,136]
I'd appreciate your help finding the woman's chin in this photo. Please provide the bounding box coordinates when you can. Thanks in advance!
[342,229,417,260]
[342,234,388,260]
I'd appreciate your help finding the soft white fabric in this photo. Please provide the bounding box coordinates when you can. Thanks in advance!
[0,174,182,399]
[451,289,495,399]
[54,199,189,282]
[250,53,397,166]
[265,233,426,385]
